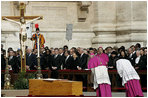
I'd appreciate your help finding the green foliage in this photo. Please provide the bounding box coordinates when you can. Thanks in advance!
[14,72,36,89]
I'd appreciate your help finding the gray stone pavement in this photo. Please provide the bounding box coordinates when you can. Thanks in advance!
[1,90,147,97]
[83,92,147,97]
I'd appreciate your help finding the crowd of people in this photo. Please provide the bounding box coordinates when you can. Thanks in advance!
[1,43,147,73]
[1,43,147,90]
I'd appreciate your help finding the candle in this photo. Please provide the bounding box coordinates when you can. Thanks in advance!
[5,37,8,58]
[23,42,25,57]
[32,39,33,49]
[37,36,39,57]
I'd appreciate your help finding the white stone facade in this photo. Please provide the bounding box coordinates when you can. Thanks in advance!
[1,1,147,50]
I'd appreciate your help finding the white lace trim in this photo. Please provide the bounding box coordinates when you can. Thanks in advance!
[93,66,111,89]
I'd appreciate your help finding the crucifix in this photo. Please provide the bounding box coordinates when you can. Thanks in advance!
[2,2,43,72]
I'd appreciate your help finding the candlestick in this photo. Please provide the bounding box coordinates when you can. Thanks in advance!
[32,40,33,49]
[4,36,12,89]
[36,36,42,79]
[5,37,8,58]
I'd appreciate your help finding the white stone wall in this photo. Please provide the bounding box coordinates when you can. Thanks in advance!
[116,1,147,48]
[92,1,117,48]
[92,1,147,49]
[1,1,147,50]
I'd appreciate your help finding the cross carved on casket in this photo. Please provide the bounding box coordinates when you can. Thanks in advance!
[2,2,43,72]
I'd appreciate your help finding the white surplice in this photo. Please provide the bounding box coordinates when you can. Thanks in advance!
[93,66,111,89]
[116,59,140,86]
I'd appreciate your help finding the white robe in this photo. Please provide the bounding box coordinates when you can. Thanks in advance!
[116,59,140,86]
[93,66,111,89]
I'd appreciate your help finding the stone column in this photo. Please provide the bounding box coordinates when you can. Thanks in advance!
[116,1,132,48]
[92,1,117,48]
[131,1,147,47]
[116,1,147,48]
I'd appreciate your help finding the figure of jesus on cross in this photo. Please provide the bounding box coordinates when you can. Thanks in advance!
[2,2,43,72]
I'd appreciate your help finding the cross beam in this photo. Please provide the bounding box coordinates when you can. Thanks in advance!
[2,3,43,24]
[2,16,43,20]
